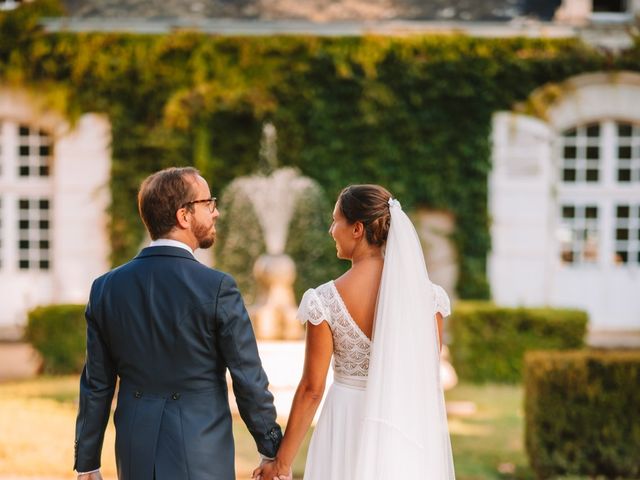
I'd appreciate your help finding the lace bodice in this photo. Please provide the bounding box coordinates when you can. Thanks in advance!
[297,281,451,378]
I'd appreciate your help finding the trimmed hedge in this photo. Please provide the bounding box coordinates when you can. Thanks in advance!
[24,304,86,374]
[449,302,587,383]
[525,350,640,479]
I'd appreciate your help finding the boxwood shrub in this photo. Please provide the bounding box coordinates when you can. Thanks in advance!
[448,302,587,383]
[25,304,86,374]
[525,350,640,479]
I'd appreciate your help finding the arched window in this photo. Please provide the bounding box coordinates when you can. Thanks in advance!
[558,119,640,266]
[490,72,640,329]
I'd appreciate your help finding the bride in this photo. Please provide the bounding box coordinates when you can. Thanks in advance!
[253,184,456,480]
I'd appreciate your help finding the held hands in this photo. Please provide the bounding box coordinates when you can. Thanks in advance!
[77,472,103,480]
[252,458,292,480]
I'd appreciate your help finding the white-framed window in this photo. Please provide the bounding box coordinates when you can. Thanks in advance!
[616,122,640,183]
[18,125,51,178]
[18,197,51,270]
[558,119,640,267]
[559,205,599,264]
[614,204,640,265]
[0,120,53,273]
[561,123,601,183]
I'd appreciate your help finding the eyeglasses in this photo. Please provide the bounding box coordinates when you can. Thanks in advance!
[181,197,217,213]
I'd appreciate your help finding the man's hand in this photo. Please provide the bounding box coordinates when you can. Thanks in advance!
[77,471,103,480]
[252,459,292,480]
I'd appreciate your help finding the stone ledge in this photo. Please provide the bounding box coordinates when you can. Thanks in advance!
[587,329,640,349]
[0,342,41,381]
[0,325,25,342]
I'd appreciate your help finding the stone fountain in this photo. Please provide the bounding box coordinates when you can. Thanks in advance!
[232,123,316,340]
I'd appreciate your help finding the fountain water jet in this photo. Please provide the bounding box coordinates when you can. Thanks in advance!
[224,122,317,339]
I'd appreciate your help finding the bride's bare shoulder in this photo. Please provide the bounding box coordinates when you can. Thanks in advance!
[333,266,380,300]
[332,269,358,293]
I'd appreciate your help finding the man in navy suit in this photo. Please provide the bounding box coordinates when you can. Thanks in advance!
[74,167,282,480]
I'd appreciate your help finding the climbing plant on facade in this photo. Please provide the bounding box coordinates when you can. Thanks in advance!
[2,1,635,298]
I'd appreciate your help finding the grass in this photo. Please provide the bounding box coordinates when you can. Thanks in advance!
[446,383,533,480]
[0,376,116,479]
[0,376,529,479]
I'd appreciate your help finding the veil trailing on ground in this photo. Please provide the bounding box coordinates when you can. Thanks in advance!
[354,198,455,480]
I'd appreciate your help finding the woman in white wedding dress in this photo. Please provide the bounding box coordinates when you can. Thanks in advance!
[254,185,455,480]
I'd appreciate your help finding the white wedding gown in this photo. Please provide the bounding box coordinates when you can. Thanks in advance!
[297,280,452,480]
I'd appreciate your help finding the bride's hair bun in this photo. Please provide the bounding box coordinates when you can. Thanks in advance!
[338,184,392,247]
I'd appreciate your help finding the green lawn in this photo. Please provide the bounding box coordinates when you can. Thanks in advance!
[446,384,534,480]
[0,376,532,479]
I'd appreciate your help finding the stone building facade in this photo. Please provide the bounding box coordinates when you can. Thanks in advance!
[0,87,110,337]
[491,72,640,331]
[0,0,639,335]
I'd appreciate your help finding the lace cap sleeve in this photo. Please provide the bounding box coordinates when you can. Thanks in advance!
[433,284,452,318]
[297,288,329,326]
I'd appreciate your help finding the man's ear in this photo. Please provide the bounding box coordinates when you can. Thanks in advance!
[175,207,190,229]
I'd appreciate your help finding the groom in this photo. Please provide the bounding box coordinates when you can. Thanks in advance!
[74,167,282,480]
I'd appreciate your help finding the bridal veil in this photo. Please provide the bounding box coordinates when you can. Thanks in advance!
[354,198,456,479]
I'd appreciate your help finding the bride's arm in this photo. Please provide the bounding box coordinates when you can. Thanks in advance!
[433,284,450,353]
[254,321,333,479]
[436,311,443,352]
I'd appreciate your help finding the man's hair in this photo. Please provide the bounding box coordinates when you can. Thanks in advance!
[138,167,200,240]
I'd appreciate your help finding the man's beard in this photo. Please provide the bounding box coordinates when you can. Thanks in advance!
[192,218,215,249]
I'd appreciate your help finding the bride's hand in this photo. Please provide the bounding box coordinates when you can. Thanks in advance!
[252,459,291,480]
[251,459,265,480]
[251,462,264,480]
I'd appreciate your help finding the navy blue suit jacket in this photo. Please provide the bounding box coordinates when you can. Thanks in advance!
[74,246,282,479]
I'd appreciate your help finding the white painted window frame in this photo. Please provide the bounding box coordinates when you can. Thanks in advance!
[0,121,53,273]
[18,124,51,178]
[615,122,640,183]
[18,197,51,270]
[614,203,640,265]
[558,203,600,264]
[558,118,640,268]
[560,123,602,183]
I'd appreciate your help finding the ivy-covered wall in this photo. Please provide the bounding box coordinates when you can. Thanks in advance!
[3,1,639,298]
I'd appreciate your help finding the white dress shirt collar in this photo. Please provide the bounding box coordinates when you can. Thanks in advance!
[149,238,194,254]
